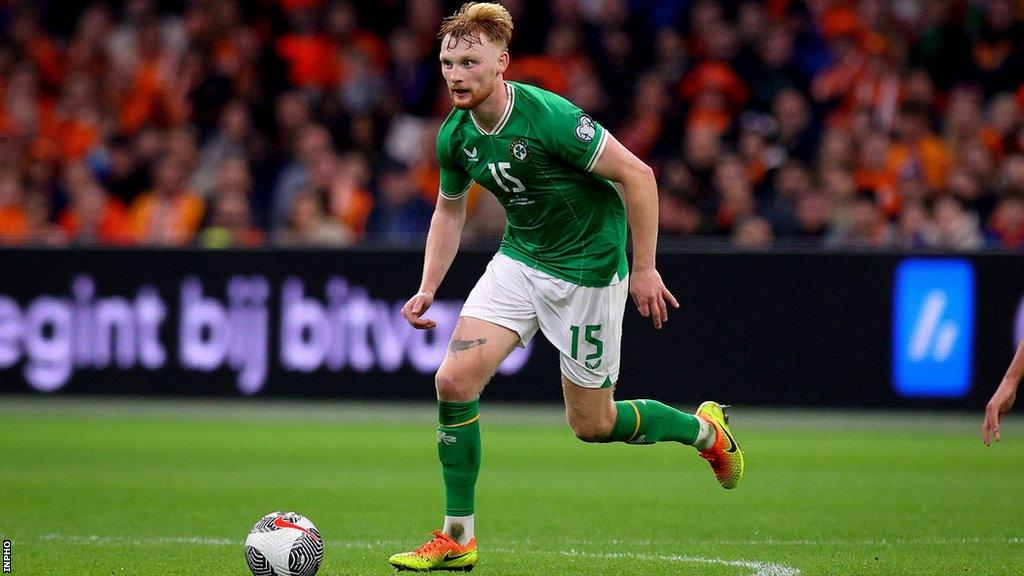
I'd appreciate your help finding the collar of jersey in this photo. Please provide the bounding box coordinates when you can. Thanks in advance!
[470,81,515,137]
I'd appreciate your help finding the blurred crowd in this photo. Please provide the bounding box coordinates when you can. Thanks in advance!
[0,0,1022,250]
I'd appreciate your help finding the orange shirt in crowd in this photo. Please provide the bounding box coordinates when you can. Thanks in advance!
[38,114,99,160]
[412,162,440,204]
[506,56,568,96]
[59,198,135,245]
[678,61,749,109]
[409,164,487,218]
[854,167,900,217]
[118,57,190,135]
[0,99,56,140]
[276,34,339,88]
[59,120,99,159]
[887,135,951,192]
[329,185,374,240]
[745,158,768,188]
[129,191,206,246]
[617,113,662,161]
[687,107,732,135]
[990,219,1024,249]
[120,60,167,134]
[24,35,64,89]
[678,62,748,135]
[818,6,865,42]
[0,206,28,244]
[329,30,389,82]
[978,126,1006,159]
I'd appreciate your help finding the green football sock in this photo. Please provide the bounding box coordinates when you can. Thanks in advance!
[604,399,700,445]
[437,399,481,516]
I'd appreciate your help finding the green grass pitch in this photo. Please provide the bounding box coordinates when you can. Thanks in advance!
[0,397,1021,575]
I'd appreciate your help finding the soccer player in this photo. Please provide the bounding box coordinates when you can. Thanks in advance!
[982,337,1024,445]
[389,3,744,571]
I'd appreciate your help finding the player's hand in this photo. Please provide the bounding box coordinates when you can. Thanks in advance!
[629,268,679,330]
[983,380,1018,446]
[401,291,437,330]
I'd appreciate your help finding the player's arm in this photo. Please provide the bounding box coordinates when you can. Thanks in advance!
[401,193,469,330]
[591,134,679,329]
[983,337,1024,445]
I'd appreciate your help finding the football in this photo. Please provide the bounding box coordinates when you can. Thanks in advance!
[244,511,323,576]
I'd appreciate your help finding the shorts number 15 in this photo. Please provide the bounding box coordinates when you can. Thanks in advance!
[570,324,603,369]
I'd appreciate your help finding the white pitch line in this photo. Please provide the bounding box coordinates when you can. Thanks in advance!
[558,550,800,576]
[31,533,1024,576]
[607,537,1024,547]
[38,534,801,575]
[40,534,239,546]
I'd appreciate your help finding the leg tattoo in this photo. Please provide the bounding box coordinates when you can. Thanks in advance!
[448,338,488,355]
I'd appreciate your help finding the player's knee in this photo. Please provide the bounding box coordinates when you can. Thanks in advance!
[435,370,479,402]
[568,414,615,443]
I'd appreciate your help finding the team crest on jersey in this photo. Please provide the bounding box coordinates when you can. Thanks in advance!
[575,114,596,142]
[509,138,530,163]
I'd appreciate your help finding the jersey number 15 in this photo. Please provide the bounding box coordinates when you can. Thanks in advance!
[487,162,525,194]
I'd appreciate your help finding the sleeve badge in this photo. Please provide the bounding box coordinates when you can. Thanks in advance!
[575,114,596,142]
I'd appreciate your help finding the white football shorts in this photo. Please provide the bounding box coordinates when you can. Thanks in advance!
[460,253,628,388]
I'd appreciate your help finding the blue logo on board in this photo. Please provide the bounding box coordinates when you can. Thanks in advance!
[893,259,974,398]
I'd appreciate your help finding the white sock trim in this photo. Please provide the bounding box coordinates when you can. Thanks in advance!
[693,418,716,451]
[443,515,475,546]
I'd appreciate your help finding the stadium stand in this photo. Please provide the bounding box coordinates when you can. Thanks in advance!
[0,0,1021,249]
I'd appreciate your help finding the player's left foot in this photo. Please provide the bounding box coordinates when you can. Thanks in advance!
[695,401,744,489]
[388,530,477,572]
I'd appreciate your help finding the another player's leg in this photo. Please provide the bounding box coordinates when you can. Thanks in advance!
[389,317,520,572]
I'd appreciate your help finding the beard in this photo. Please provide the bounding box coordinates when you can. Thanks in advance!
[449,79,497,110]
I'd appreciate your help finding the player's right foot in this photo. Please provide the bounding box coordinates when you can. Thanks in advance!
[388,530,477,572]
[695,401,744,489]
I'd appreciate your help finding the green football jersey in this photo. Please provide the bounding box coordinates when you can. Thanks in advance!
[437,81,628,287]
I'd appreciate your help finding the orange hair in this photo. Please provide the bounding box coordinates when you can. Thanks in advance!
[438,3,513,49]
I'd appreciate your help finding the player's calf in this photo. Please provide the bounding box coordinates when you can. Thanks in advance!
[602,399,704,445]
[567,414,616,443]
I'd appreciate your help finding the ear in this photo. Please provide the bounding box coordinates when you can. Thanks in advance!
[496,51,509,75]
